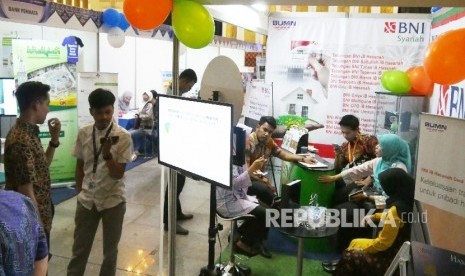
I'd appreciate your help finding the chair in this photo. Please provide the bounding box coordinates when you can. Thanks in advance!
[216,212,255,276]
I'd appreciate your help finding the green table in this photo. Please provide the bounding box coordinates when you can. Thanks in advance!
[280,156,336,252]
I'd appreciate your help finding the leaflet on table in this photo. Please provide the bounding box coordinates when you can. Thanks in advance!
[298,160,328,168]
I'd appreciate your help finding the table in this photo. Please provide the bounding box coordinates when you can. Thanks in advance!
[277,226,338,276]
[281,155,335,207]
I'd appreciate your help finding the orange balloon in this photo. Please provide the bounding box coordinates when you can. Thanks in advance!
[424,28,465,85]
[407,66,434,96]
[123,0,172,30]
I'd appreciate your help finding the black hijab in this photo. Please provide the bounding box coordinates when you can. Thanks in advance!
[379,168,415,222]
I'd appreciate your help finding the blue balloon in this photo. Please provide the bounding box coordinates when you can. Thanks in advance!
[102,8,120,27]
[118,13,130,31]
[431,6,441,13]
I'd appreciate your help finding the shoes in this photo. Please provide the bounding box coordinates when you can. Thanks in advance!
[233,241,258,258]
[177,213,194,221]
[131,153,138,162]
[322,260,339,273]
[163,223,189,235]
[259,244,272,259]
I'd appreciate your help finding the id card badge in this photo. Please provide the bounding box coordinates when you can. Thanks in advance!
[88,174,97,190]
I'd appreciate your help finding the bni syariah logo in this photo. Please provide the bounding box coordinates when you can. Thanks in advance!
[437,85,449,116]
[384,22,396,33]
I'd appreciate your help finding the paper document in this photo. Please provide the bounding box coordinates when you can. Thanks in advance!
[298,161,328,168]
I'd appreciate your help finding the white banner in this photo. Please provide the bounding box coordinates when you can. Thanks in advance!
[77,72,118,127]
[415,113,465,254]
[266,14,431,145]
[242,81,273,121]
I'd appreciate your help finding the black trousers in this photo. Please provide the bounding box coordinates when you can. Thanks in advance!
[163,173,186,224]
[238,205,269,247]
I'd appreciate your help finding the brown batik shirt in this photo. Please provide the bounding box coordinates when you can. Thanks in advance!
[4,121,53,233]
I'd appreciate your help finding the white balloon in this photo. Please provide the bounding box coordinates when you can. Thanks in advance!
[107,27,125,48]
[179,42,187,56]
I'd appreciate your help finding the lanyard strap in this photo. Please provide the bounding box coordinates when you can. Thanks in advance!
[347,138,359,164]
[92,122,113,174]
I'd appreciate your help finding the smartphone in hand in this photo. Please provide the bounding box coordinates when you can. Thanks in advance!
[100,136,119,145]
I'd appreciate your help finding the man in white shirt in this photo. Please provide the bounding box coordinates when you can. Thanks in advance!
[67,88,132,276]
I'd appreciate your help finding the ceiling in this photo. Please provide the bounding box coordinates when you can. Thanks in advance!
[88,0,464,11]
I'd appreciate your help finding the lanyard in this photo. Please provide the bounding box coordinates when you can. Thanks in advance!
[92,122,113,174]
[347,138,359,164]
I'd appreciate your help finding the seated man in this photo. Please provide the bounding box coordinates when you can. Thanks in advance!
[217,156,273,258]
[246,116,316,207]
[332,115,378,205]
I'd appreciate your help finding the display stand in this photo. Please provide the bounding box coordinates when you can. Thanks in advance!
[199,184,220,276]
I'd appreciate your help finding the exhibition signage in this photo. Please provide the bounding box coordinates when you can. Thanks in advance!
[415,113,465,254]
[77,72,118,127]
[266,14,431,144]
[12,39,77,183]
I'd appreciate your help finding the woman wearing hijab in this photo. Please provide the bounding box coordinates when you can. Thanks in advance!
[118,91,132,112]
[130,91,155,159]
[333,168,415,275]
[318,134,412,260]
[319,133,412,194]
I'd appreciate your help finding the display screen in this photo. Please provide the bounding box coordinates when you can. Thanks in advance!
[158,95,232,188]
[0,78,17,115]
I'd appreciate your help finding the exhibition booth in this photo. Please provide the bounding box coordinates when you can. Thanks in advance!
[1,0,465,275]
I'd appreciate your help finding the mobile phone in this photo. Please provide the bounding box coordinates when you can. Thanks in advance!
[100,136,119,145]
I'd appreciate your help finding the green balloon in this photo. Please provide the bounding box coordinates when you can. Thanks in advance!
[172,0,215,49]
[380,70,411,94]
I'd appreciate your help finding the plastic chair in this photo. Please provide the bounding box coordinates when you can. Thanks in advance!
[216,212,255,276]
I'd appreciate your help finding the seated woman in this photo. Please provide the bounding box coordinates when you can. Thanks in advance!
[130,91,154,159]
[216,156,274,258]
[319,134,411,252]
[333,167,415,275]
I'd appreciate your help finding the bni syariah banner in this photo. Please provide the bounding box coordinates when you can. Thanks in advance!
[266,14,431,145]
[415,113,465,255]
[77,72,118,127]
[429,8,465,119]
[12,39,77,183]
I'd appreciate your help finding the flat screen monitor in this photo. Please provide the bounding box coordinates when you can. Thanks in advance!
[0,78,17,115]
[157,95,232,189]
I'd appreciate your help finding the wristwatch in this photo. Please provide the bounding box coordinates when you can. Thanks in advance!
[49,140,60,148]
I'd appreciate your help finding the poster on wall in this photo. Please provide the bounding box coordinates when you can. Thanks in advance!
[77,72,118,127]
[12,39,78,183]
[242,81,273,128]
[415,113,465,255]
[266,14,431,145]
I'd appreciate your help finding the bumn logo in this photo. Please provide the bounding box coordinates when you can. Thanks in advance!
[384,22,396,33]
[272,20,297,30]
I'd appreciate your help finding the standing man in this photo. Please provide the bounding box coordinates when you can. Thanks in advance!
[163,68,197,235]
[332,114,378,205]
[4,81,61,258]
[67,88,132,276]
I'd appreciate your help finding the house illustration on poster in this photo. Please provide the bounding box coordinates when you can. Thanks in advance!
[280,87,318,118]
